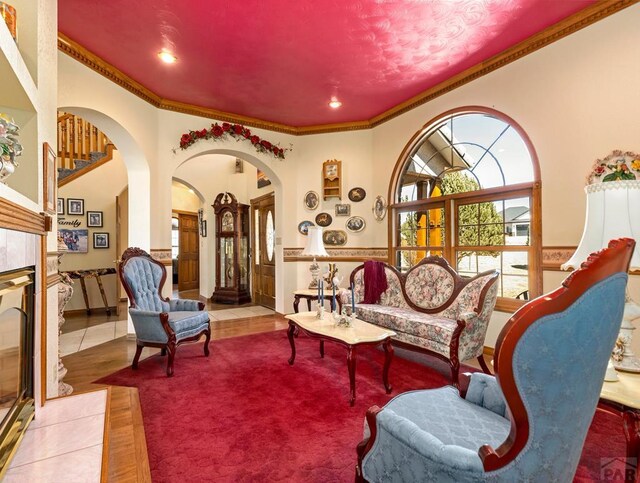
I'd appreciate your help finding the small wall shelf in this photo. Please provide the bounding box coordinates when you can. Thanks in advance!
[322,159,341,200]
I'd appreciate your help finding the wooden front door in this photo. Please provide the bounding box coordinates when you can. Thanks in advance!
[178,212,199,291]
[251,192,275,309]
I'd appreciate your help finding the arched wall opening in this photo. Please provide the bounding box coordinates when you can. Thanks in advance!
[58,106,151,251]
[173,148,285,311]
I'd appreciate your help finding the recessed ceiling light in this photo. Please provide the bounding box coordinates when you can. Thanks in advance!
[329,99,342,109]
[158,50,177,64]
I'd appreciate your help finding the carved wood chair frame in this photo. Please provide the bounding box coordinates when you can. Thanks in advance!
[118,247,211,376]
[355,238,635,480]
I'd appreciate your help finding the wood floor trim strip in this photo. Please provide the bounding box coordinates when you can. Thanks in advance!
[101,386,112,483]
[130,388,152,483]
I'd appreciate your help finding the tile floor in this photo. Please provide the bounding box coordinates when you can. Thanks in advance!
[60,306,276,356]
[5,389,107,482]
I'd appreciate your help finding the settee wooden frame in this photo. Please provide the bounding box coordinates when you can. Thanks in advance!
[349,256,499,385]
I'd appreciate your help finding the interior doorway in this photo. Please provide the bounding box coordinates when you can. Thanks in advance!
[251,192,276,309]
[174,211,200,292]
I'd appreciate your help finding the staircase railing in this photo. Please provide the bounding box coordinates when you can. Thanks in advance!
[57,112,111,171]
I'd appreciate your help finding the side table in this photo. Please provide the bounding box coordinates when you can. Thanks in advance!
[600,371,640,483]
[293,289,337,313]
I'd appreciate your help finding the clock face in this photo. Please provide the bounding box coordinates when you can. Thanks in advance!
[221,212,234,231]
[325,164,338,179]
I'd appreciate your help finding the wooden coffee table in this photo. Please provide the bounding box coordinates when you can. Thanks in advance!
[285,311,396,406]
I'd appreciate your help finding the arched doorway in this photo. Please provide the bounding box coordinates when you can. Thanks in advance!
[173,148,284,310]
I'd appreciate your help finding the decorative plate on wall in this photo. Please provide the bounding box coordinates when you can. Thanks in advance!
[315,212,332,227]
[323,229,347,246]
[298,220,315,235]
[345,216,365,233]
[304,191,319,210]
[348,187,366,202]
[372,195,387,221]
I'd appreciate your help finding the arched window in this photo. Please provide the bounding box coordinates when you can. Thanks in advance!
[390,107,541,311]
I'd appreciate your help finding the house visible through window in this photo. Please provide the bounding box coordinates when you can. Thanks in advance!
[390,109,541,310]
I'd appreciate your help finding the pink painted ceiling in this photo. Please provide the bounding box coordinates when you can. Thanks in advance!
[58,0,597,127]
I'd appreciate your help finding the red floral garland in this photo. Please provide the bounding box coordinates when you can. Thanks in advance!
[177,122,288,159]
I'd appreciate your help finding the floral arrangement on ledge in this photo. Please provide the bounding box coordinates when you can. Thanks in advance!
[0,114,22,181]
[175,122,289,159]
[587,150,640,184]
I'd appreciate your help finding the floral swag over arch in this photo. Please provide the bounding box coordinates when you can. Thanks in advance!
[174,122,291,159]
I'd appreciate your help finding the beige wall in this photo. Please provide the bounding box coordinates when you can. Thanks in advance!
[58,5,640,353]
[58,151,127,311]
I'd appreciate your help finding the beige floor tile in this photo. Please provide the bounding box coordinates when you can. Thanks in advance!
[10,414,104,467]
[30,390,107,429]
[5,444,103,483]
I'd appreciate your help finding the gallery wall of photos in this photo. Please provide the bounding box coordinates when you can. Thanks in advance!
[57,196,110,253]
[298,159,387,246]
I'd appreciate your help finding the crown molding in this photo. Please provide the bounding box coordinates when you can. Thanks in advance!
[58,0,637,136]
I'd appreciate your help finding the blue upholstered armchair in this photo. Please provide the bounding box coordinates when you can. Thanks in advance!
[118,247,211,376]
[356,238,636,482]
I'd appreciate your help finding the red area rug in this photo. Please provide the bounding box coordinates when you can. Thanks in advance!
[97,330,626,482]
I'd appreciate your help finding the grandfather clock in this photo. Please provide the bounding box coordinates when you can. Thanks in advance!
[211,192,251,304]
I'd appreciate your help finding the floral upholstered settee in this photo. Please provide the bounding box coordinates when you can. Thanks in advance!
[341,257,499,384]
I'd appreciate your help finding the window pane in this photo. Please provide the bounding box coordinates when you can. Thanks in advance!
[440,170,480,195]
[456,250,529,299]
[503,251,529,275]
[456,252,478,276]
[480,201,504,223]
[458,225,478,246]
[479,224,505,246]
[503,197,531,246]
[458,202,478,226]
[397,208,444,248]
[450,114,509,153]
[471,154,505,188]
[396,250,419,272]
[489,127,534,185]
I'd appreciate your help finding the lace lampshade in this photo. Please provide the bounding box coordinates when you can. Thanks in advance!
[562,181,640,271]
[562,172,640,373]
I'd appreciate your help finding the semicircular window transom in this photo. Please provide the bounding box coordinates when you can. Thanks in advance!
[397,112,534,203]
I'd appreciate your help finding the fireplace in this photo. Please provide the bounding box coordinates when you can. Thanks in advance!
[0,268,35,476]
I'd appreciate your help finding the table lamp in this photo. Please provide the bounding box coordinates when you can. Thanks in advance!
[301,226,329,289]
[562,150,640,373]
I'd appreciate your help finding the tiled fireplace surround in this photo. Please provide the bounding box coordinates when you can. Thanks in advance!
[0,227,107,479]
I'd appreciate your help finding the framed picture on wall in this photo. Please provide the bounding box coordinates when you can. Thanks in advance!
[43,142,57,214]
[57,198,65,215]
[67,198,84,215]
[87,211,103,227]
[58,229,88,253]
[93,232,109,249]
[335,204,350,216]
